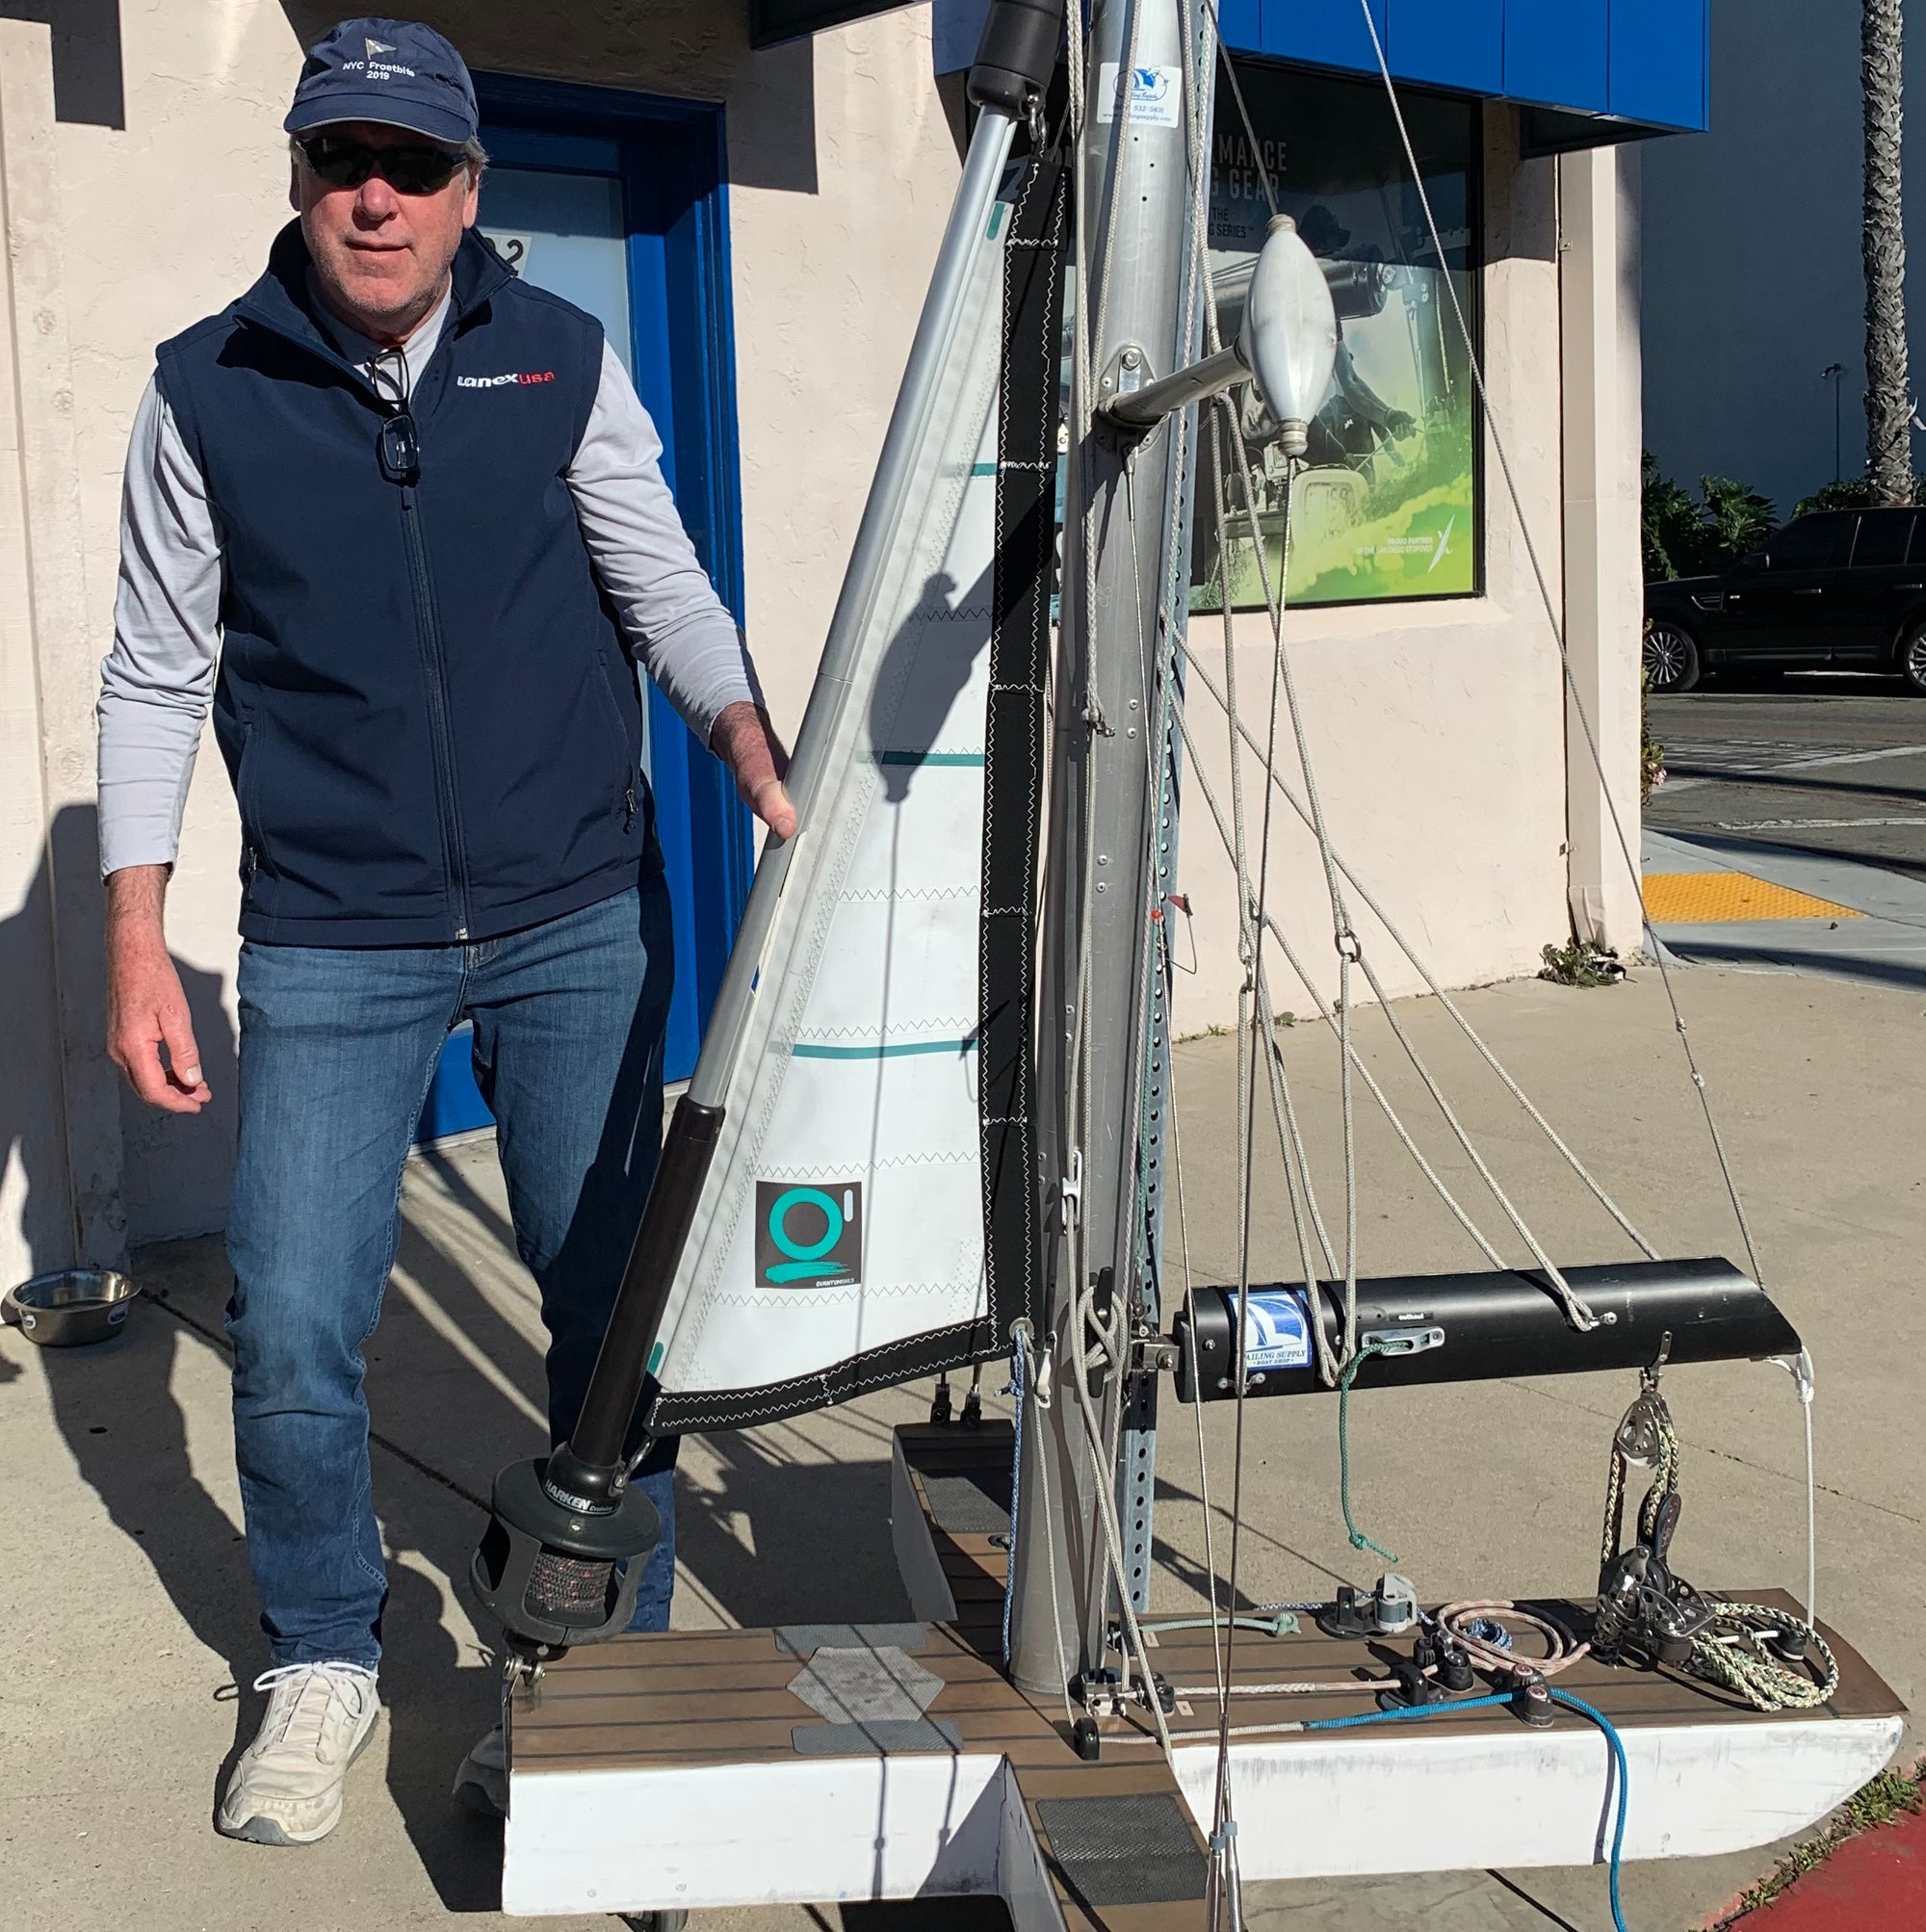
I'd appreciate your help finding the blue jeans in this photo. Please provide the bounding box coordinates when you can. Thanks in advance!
[226,880,678,1668]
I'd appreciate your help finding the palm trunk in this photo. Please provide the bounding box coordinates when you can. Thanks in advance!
[1864,0,1912,503]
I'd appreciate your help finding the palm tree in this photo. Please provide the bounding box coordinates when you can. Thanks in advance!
[1863,0,1912,502]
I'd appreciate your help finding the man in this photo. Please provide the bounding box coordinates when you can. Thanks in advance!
[96,17,793,1847]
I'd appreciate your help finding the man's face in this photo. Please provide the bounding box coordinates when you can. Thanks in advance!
[292,120,479,337]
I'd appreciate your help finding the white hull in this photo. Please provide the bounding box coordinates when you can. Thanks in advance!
[502,1708,1900,1919]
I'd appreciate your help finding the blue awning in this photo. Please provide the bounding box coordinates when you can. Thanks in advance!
[1194,2,1704,135]
[921,1,1707,142]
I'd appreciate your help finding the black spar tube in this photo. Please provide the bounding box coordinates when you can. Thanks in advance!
[1173,1258,1802,1402]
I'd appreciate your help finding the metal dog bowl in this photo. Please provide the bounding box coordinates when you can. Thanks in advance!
[2,1268,140,1347]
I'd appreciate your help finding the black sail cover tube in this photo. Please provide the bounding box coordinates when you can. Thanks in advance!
[1173,1259,1802,1402]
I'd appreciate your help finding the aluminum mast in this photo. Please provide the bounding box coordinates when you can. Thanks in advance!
[1008,0,1210,1695]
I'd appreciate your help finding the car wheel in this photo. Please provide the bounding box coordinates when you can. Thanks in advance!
[1900,622,1926,694]
[1643,619,1701,693]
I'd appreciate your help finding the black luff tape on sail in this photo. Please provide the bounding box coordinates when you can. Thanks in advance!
[978,96,1069,1356]
[969,0,1066,114]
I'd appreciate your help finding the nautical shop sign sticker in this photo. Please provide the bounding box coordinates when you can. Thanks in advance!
[755,1182,863,1289]
[1096,63,1183,128]
[1239,1288,1313,1371]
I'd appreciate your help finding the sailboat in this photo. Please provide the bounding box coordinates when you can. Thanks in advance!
[466,3,1905,1924]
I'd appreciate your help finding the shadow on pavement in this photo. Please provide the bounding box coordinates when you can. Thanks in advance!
[44,1144,916,1914]
[1659,941,1926,990]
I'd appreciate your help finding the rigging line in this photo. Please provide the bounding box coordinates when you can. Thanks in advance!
[1063,1275,1176,1756]
[1206,380,1605,1342]
[1196,0,1278,217]
[1349,0,1765,1293]
[1198,0,1605,1331]
[1342,927,1609,1303]
[1251,948,1340,1279]
[1210,377,1304,1867]
[1165,1042,1232,1726]
[1024,1331,1081,1729]
[1176,641,1663,1264]
[1170,690,1505,1272]
[1254,918,1503,1268]
[1002,1324,1028,1668]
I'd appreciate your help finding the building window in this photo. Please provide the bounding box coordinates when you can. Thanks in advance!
[1193,61,1481,613]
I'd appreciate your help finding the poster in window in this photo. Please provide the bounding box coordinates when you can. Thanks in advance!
[1192,65,1480,611]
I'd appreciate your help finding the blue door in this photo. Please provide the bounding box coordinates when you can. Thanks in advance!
[416,77,753,1140]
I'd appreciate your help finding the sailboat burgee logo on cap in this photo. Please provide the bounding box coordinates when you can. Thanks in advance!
[354,36,415,81]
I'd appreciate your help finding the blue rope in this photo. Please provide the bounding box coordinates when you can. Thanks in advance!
[1001,1327,1026,1667]
[1304,1691,1512,1731]
[1550,1690,1631,1932]
[1301,1688,1631,1932]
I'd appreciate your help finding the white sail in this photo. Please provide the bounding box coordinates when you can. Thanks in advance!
[644,159,1047,1433]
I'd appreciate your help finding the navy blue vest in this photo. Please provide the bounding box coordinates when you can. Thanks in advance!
[157,222,659,945]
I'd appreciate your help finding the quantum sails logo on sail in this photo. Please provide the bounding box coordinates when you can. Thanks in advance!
[755,1183,864,1288]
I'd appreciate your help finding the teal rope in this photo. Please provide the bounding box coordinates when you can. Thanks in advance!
[1337,1340,1398,1563]
[1302,1688,1630,1932]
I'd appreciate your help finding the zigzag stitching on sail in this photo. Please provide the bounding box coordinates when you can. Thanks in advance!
[794,1019,977,1038]
[758,1151,976,1177]
[708,1280,982,1312]
[836,885,977,902]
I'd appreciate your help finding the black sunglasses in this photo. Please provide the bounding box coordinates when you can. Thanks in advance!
[297,132,465,196]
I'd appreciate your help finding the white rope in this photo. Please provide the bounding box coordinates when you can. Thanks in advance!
[1772,1347,1819,1633]
[1170,696,1509,1271]
[1177,640,1664,1264]
[1345,0,1767,1295]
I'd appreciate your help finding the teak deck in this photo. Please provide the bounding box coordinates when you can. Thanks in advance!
[506,1422,1905,1929]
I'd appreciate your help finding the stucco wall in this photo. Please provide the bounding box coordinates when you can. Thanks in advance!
[0,6,1640,1276]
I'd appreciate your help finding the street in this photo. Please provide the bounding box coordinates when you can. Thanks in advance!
[1645,675,1926,984]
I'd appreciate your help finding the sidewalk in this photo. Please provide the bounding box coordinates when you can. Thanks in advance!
[1,966,1918,1931]
[1642,823,1926,987]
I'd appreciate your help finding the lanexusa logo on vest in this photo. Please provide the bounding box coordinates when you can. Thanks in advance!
[456,372,558,388]
[754,1182,863,1289]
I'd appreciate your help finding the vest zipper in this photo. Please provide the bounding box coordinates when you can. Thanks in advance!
[399,482,473,941]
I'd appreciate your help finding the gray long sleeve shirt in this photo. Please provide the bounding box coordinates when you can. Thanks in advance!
[97,288,761,877]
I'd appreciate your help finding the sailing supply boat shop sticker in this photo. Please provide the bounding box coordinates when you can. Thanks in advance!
[1096,63,1183,128]
[1239,1288,1313,1371]
[756,1183,864,1288]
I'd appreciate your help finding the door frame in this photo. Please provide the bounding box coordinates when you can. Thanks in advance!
[473,72,756,1086]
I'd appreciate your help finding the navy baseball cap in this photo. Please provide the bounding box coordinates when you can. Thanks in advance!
[284,17,478,147]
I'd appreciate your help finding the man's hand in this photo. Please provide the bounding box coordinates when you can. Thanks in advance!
[105,866,210,1114]
[710,700,797,841]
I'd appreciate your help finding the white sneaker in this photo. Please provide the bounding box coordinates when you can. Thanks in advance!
[453,1722,508,1819]
[217,1662,380,1846]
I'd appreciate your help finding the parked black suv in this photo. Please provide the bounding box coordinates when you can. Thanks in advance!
[1644,507,1926,693]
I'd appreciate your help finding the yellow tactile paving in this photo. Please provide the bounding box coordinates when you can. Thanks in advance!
[1642,872,1864,924]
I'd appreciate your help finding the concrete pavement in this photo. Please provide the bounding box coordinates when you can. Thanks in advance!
[2,965,1920,1931]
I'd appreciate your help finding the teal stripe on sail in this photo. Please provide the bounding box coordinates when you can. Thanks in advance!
[874,750,986,767]
[970,461,999,475]
[792,1037,977,1060]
